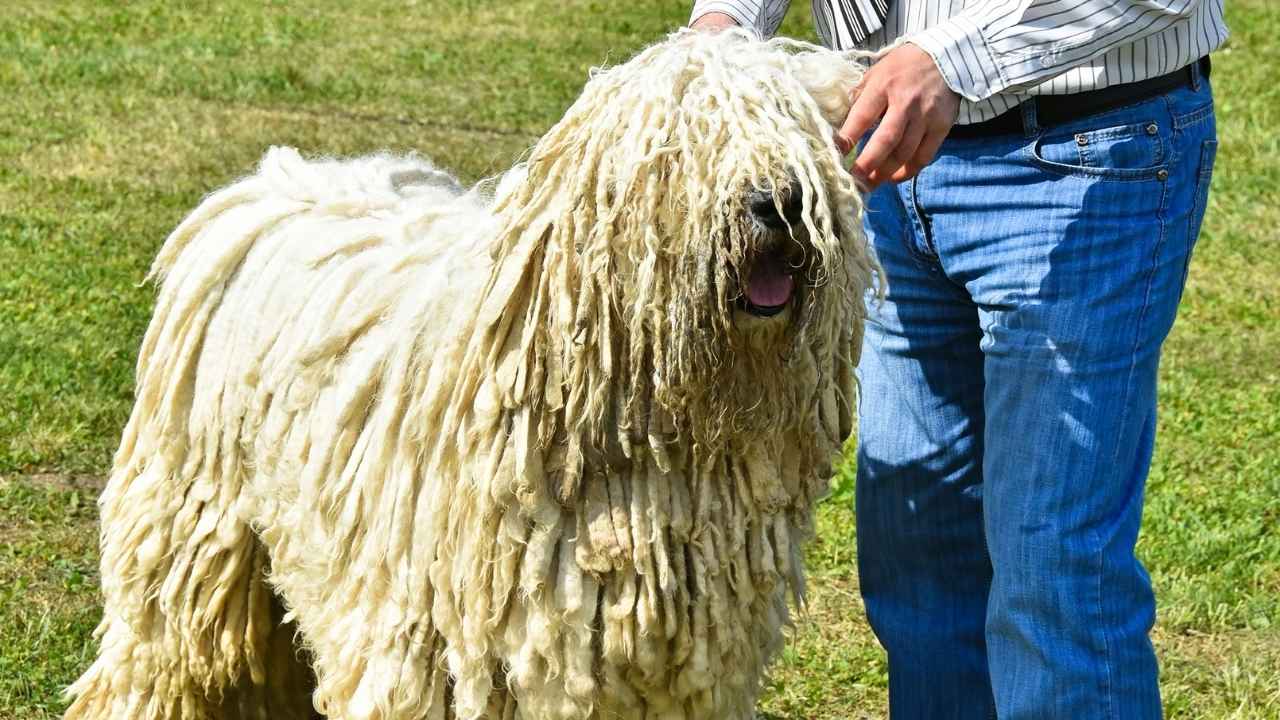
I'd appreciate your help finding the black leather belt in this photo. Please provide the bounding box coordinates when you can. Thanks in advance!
[949,56,1211,139]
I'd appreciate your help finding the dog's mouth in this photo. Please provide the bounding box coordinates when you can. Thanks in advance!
[736,247,802,317]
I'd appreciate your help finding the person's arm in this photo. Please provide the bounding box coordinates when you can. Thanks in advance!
[689,1,791,37]
[908,0,1209,103]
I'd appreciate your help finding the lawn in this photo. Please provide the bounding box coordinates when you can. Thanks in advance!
[0,1,1276,718]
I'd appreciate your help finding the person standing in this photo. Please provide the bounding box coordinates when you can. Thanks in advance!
[691,1,1226,718]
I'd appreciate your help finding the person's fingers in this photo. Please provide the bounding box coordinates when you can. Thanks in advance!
[874,117,926,180]
[837,83,887,160]
[902,127,950,180]
[887,129,947,183]
[852,107,909,178]
[865,164,898,189]
[834,83,870,156]
[918,125,949,165]
[834,131,853,156]
[887,165,917,184]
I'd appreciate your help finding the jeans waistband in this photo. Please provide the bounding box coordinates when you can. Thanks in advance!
[948,56,1211,139]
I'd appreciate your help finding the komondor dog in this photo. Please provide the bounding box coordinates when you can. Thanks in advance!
[65,29,875,720]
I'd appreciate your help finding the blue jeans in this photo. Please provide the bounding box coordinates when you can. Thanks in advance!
[855,69,1217,719]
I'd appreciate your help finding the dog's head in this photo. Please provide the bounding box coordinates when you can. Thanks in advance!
[489,30,876,445]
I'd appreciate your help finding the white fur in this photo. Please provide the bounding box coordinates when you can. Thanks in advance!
[66,30,874,720]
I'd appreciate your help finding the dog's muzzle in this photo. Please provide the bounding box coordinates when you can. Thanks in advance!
[739,181,806,317]
[746,183,803,231]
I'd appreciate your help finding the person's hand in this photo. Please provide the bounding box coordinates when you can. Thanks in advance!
[690,12,739,31]
[836,44,960,189]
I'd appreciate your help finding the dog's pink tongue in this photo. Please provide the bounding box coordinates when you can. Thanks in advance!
[746,260,795,307]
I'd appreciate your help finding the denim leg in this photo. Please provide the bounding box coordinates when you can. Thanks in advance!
[856,181,996,719]
[921,84,1216,719]
[855,78,1216,718]
[962,173,1172,718]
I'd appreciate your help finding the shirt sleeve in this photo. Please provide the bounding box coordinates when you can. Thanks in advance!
[906,0,1206,102]
[690,0,792,38]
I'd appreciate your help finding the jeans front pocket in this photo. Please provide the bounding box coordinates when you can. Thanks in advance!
[1028,119,1168,182]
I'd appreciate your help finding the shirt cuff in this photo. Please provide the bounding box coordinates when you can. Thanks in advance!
[690,1,762,34]
[906,16,1005,103]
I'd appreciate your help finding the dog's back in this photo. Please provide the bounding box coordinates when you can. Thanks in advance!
[65,148,499,720]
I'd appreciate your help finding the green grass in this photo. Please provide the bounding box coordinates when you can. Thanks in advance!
[0,479,100,718]
[0,0,1276,717]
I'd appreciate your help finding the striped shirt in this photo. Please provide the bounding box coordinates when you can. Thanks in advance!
[691,0,1228,124]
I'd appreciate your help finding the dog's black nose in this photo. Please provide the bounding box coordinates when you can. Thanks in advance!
[747,183,803,230]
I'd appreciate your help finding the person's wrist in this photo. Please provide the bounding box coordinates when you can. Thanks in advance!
[690,12,739,32]
[905,18,1001,102]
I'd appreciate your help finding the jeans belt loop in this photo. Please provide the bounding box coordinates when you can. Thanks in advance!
[1020,100,1040,139]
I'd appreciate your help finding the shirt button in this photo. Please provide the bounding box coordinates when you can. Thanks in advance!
[1146,123,1159,135]
[1156,169,1170,181]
